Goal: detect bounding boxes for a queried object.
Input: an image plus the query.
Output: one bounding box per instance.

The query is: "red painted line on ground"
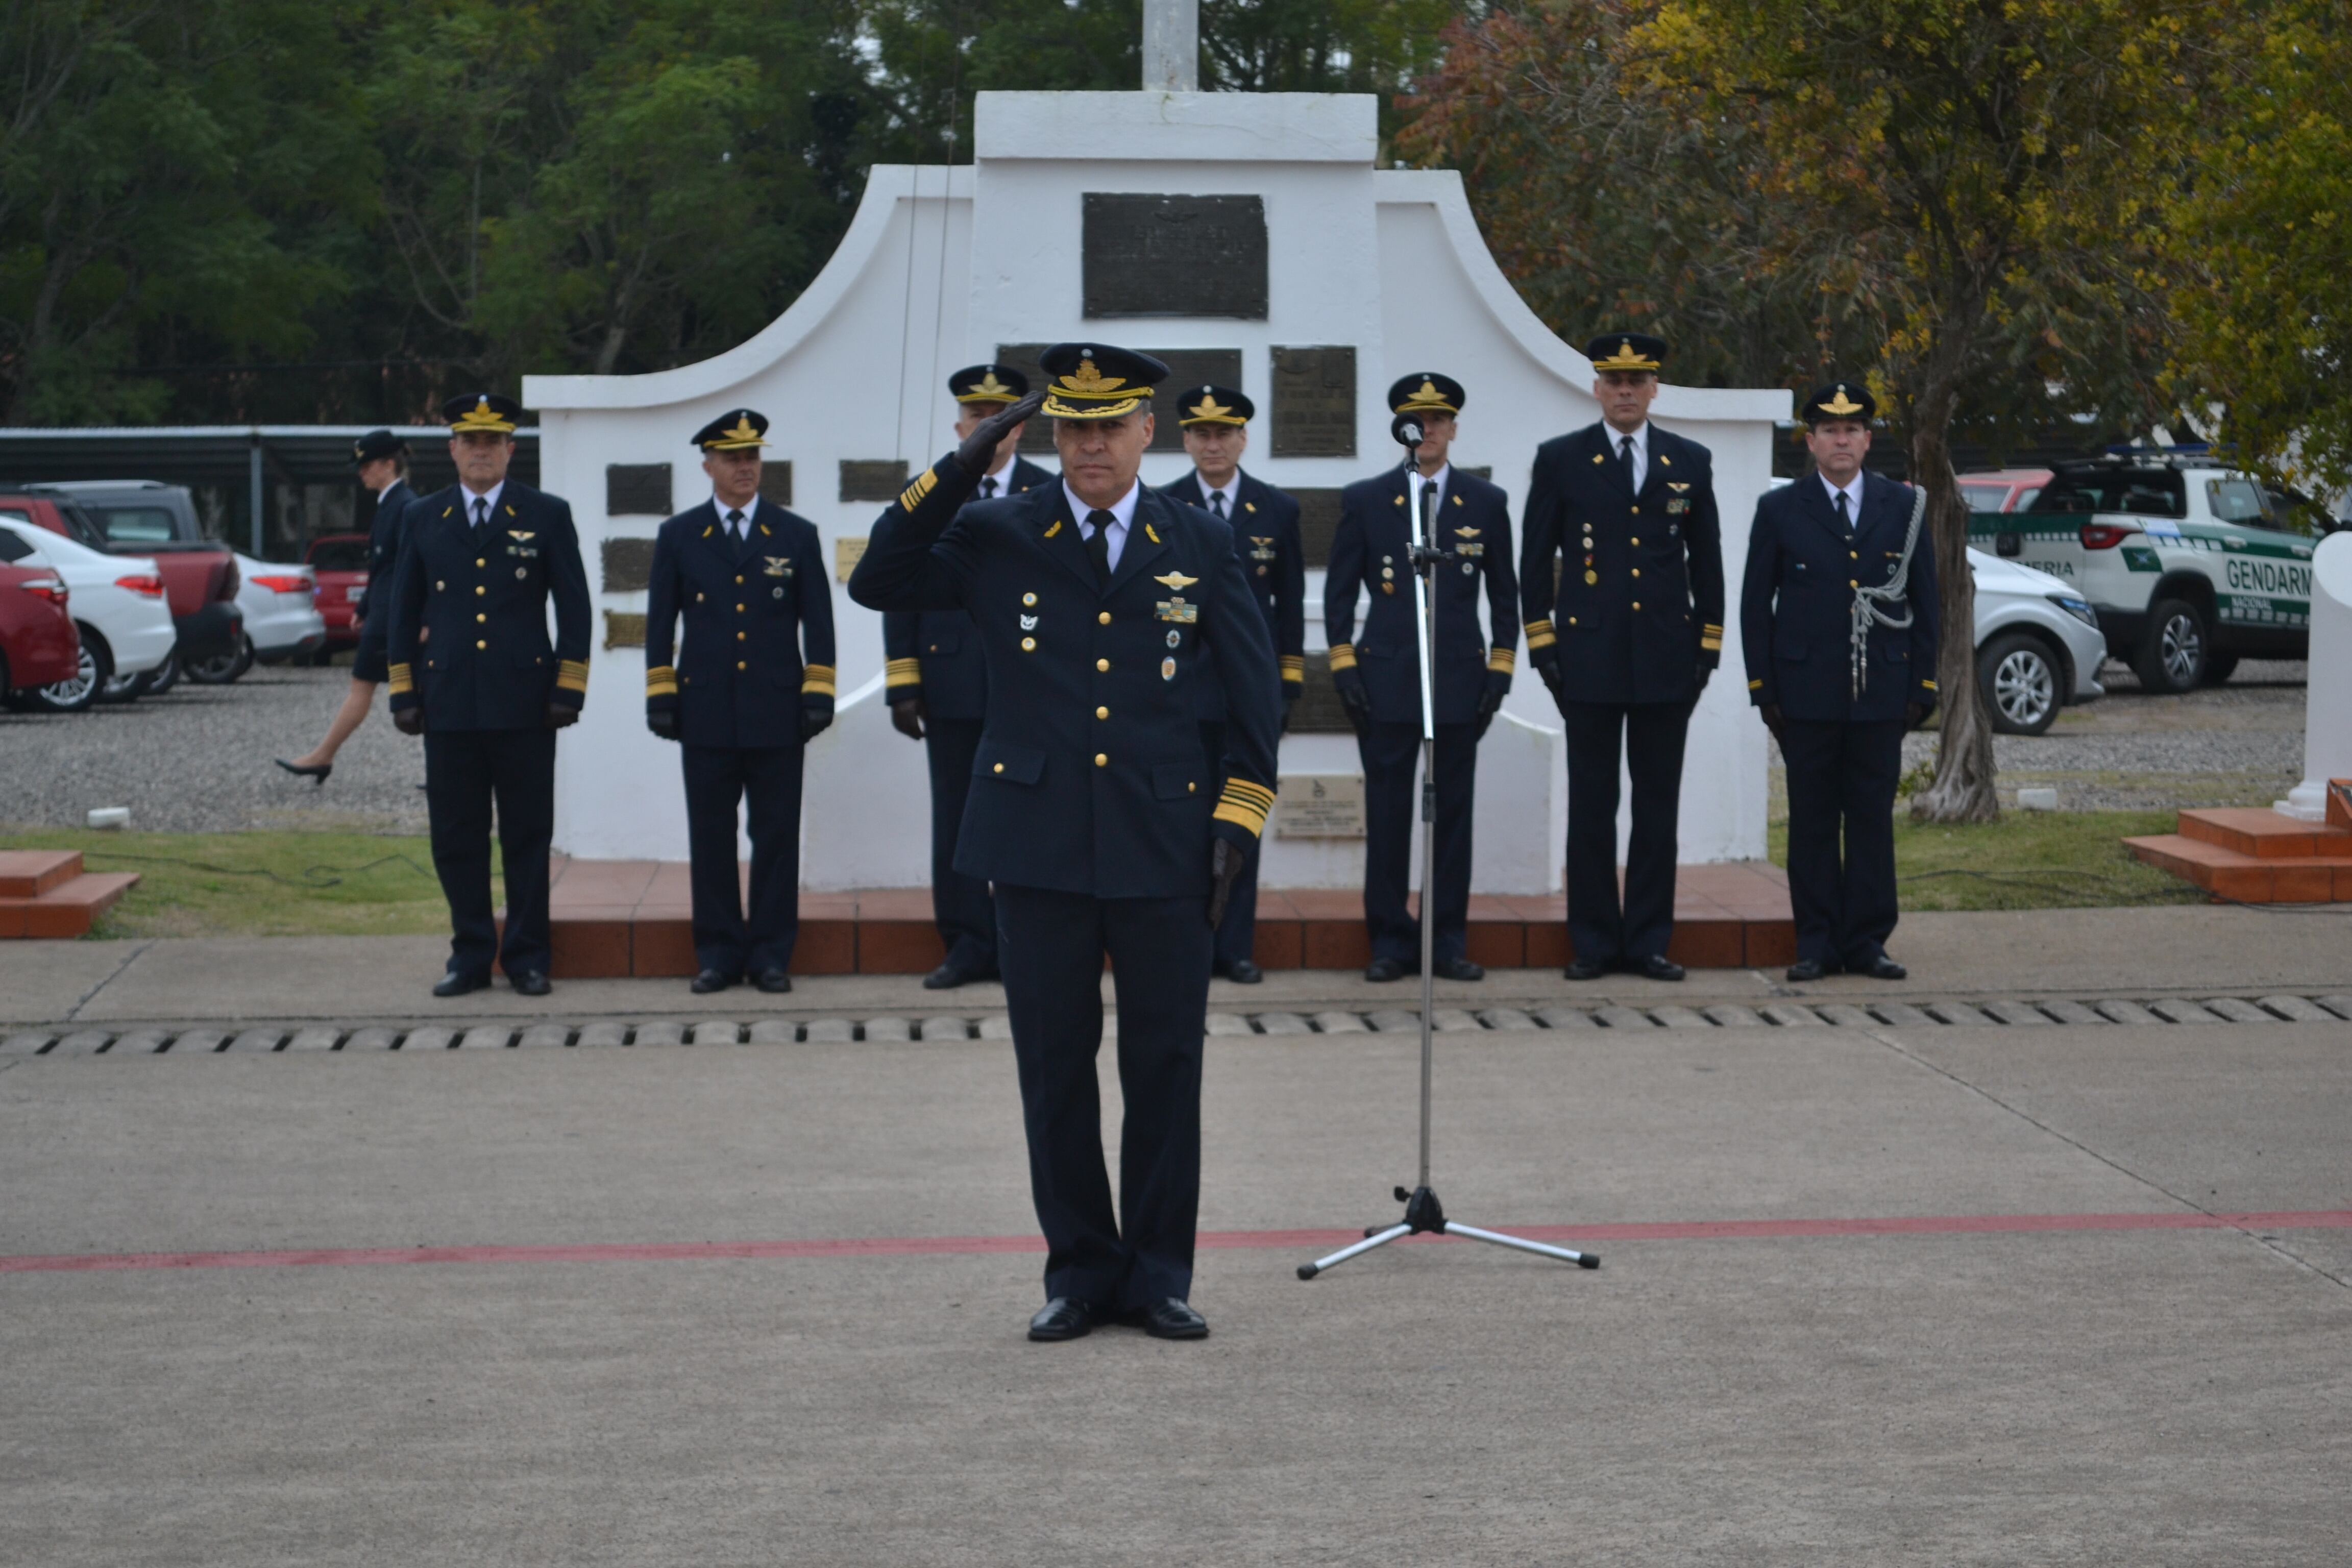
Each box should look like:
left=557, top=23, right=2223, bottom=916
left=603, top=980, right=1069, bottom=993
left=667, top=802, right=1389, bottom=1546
left=3, top=1210, right=2345, bottom=1277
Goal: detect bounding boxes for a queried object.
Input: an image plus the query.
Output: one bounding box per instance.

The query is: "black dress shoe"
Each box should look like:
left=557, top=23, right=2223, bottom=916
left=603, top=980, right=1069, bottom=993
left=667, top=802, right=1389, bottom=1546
left=1364, top=957, right=1412, bottom=983
left=1856, top=954, right=1907, bottom=981
left=1027, top=1297, right=1101, bottom=1342
left=754, top=968, right=793, bottom=994
left=1635, top=954, right=1685, bottom=982
left=1432, top=956, right=1484, bottom=982
left=1785, top=958, right=1832, bottom=983
left=1137, top=1298, right=1209, bottom=1340
left=509, top=971, right=551, bottom=997
left=922, top=961, right=980, bottom=990
left=690, top=968, right=734, bottom=994
left=273, top=758, right=331, bottom=785
left=1564, top=955, right=1610, bottom=981
left=1217, top=959, right=1265, bottom=984
left=432, top=969, right=489, bottom=998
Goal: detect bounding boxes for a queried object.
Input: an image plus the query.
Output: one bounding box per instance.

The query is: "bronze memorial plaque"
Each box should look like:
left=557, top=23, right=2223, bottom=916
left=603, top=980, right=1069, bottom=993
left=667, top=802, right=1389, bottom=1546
left=1081, top=194, right=1267, bottom=320
left=606, top=463, right=672, bottom=517
left=1270, top=346, right=1355, bottom=457
left=758, top=462, right=793, bottom=507
left=839, top=459, right=910, bottom=503
left=600, top=537, right=656, bottom=595
left=997, top=344, right=1243, bottom=456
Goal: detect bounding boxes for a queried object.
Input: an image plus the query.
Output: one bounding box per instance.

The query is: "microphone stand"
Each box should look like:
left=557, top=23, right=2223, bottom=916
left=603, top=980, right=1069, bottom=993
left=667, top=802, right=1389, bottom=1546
left=1298, top=414, right=1600, bottom=1281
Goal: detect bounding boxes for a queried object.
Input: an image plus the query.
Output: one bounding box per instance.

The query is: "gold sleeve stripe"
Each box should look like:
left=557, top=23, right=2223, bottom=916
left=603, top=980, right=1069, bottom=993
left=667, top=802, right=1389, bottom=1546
left=1921, top=679, right=1938, bottom=691
left=555, top=665, right=589, bottom=694
left=1700, top=634, right=1723, bottom=652
left=387, top=663, right=414, bottom=695
left=884, top=656, right=922, bottom=689
left=1278, top=655, right=1305, bottom=678
left=1487, top=647, right=1515, bottom=673
left=646, top=664, right=678, bottom=697
left=1525, top=617, right=1556, bottom=650
left=1702, top=623, right=1724, bottom=634
left=801, top=664, right=838, bottom=697
left=1213, top=778, right=1278, bottom=836
left=1748, top=678, right=1764, bottom=690
left=558, top=659, right=590, bottom=679
left=897, top=467, right=939, bottom=512
left=1326, top=642, right=1358, bottom=672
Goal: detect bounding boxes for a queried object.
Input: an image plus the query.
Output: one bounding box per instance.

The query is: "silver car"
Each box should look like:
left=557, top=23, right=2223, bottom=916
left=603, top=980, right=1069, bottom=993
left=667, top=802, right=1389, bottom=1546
left=1970, top=547, right=2105, bottom=734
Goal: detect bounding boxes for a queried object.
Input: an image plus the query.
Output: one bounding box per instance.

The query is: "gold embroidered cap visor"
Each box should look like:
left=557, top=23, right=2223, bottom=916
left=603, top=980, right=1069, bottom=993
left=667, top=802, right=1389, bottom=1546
left=694, top=408, right=771, bottom=451
left=1586, top=332, right=1668, bottom=374
left=1037, top=343, right=1169, bottom=422
left=443, top=393, right=523, bottom=434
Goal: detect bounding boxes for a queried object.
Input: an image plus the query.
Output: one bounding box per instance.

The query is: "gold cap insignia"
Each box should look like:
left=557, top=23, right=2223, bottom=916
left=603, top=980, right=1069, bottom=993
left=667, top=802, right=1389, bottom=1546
left=1818, top=384, right=1867, bottom=417
left=965, top=371, right=1015, bottom=402
left=1062, top=357, right=1124, bottom=395
left=450, top=397, right=517, bottom=434
left=1591, top=338, right=1662, bottom=373
left=1153, top=571, right=1198, bottom=590
left=1185, top=391, right=1237, bottom=423
left=1397, top=378, right=1454, bottom=411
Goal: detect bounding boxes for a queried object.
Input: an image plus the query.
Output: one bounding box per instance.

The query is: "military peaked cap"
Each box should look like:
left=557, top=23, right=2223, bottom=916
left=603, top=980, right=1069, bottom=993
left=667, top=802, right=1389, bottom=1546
left=1038, top=343, right=1168, bottom=421
left=693, top=408, right=770, bottom=451
left=443, top=393, right=523, bottom=435
left=1387, top=372, right=1464, bottom=416
left=351, top=429, right=408, bottom=466
left=1802, top=380, right=1878, bottom=426
left=1586, top=332, right=1668, bottom=374
left=948, top=364, right=1030, bottom=405
left=1177, top=384, right=1253, bottom=427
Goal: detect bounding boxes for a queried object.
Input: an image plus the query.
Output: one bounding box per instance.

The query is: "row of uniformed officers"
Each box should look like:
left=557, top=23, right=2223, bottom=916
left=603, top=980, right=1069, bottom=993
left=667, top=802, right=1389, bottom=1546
left=370, top=337, right=1937, bottom=1339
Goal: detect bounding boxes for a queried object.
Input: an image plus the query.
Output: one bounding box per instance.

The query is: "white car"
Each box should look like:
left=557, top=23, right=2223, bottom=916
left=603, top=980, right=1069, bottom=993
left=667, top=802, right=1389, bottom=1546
left=0, top=516, right=177, bottom=712
left=1969, top=547, right=2106, bottom=734
left=187, top=554, right=326, bottom=684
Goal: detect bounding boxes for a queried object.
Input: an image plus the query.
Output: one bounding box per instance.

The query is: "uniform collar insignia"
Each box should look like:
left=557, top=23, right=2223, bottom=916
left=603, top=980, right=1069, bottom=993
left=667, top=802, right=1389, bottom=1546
left=1153, top=570, right=1198, bottom=590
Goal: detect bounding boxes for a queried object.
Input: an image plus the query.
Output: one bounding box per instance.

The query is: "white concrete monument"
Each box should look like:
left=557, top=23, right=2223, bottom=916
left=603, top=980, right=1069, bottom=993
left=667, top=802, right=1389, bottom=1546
left=2278, top=529, right=2352, bottom=820
left=523, top=87, right=1787, bottom=894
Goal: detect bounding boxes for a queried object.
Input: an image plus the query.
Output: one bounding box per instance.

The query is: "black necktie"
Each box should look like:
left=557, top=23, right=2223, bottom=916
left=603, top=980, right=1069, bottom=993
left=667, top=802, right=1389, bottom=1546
left=1084, top=509, right=1114, bottom=585
left=470, top=496, right=489, bottom=546
left=1836, top=490, right=1852, bottom=537
left=725, top=507, right=745, bottom=539
left=1619, top=434, right=1635, bottom=485
left=979, top=476, right=996, bottom=499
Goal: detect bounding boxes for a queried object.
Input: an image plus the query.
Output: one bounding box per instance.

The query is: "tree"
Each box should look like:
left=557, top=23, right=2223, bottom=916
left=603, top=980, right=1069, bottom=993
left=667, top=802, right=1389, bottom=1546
left=2169, top=1, right=2352, bottom=497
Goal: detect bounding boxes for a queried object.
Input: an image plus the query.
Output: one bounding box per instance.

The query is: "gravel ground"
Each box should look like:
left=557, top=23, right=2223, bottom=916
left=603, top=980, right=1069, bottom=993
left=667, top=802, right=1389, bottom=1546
left=0, top=659, right=430, bottom=834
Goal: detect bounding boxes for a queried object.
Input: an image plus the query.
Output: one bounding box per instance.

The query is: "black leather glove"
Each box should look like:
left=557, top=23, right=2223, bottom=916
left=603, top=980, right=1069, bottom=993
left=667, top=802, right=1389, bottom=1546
left=1759, top=701, right=1785, bottom=747
left=392, top=706, right=424, bottom=737
left=1694, top=662, right=1713, bottom=695
left=1529, top=645, right=1564, bottom=696
left=1208, top=836, right=1247, bottom=929
left=546, top=703, right=578, bottom=729
left=1332, top=666, right=1371, bottom=734
left=801, top=705, right=833, bottom=744
left=647, top=708, right=680, bottom=742
left=1279, top=696, right=1295, bottom=737
left=1473, top=685, right=1504, bottom=741
left=955, top=390, right=1047, bottom=478
left=1904, top=701, right=1929, bottom=731
left=890, top=695, right=926, bottom=741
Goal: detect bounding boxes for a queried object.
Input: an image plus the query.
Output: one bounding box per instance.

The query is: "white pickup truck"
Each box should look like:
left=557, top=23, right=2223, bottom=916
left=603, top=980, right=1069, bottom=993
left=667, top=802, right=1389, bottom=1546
left=1969, top=457, right=2318, bottom=691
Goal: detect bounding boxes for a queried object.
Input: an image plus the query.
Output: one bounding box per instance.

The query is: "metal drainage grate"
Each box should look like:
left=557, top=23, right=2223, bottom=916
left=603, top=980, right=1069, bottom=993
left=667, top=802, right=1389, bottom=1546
left=2, top=995, right=2348, bottom=1055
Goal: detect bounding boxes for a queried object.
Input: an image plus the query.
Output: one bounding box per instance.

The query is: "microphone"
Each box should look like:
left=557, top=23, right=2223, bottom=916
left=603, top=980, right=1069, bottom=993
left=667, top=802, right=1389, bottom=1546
left=1391, top=413, right=1425, bottom=450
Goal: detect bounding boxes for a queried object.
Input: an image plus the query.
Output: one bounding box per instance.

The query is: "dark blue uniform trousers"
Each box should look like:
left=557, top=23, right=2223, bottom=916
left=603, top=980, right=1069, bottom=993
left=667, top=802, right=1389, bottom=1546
left=1561, top=699, right=1693, bottom=966
left=923, top=717, right=996, bottom=971
left=423, top=727, right=555, bottom=979
left=1197, top=721, right=1260, bottom=970
left=994, top=884, right=1212, bottom=1310
left=681, top=743, right=802, bottom=977
left=1360, top=720, right=1476, bottom=966
left=1778, top=718, right=1906, bottom=967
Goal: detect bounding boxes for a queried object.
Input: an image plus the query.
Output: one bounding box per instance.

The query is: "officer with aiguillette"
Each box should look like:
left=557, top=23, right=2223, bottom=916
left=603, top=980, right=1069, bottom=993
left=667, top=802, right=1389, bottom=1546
left=1739, top=381, right=1939, bottom=982
left=1520, top=333, right=1725, bottom=982
left=643, top=409, right=836, bottom=994
left=387, top=393, right=591, bottom=997
left=1160, top=383, right=1304, bottom=985
left=882, top=365, right=1054, bottom=990
left=1327, top=372, right=1518, bottom=984
left=851, top=343, right=1279, bottom=1343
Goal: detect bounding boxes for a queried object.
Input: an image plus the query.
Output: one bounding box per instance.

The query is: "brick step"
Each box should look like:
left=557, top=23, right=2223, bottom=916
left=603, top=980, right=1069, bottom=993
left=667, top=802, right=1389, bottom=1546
left=0, top=849, right=82, bottom=898
left=0, top=872, right=141, bottom=938
left=2177, top=807, right=2352, bottom=860
left=2124, top=834, right=2352, bottom=904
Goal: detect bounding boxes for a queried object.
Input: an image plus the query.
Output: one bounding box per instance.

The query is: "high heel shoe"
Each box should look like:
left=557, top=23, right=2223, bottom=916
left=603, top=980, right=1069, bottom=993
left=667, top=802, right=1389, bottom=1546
left=274, top=758, right=331, bottom=785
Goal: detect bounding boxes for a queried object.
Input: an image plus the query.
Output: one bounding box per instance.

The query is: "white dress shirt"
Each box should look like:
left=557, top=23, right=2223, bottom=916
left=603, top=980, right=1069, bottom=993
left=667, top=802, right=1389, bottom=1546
left=1194, top=472, right=1239, bottom=518
left=1605, top=421, right=1651, bottom=492
left=1818, top=470, right=1866, bottom=530
left=1064, top=478, right=1141, bottom=572
left=975, top=453, right=1016, bottom=500
left=711, top=492, right=756, bottom=537
left=1410, top=461, right=1451, bottom=523
left=458, top=479, right=505, bottom=527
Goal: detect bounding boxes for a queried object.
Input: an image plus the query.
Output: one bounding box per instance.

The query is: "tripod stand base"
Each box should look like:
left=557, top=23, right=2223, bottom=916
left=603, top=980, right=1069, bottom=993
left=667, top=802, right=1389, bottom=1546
left=1295, top=1185, right=1600, bottom=1279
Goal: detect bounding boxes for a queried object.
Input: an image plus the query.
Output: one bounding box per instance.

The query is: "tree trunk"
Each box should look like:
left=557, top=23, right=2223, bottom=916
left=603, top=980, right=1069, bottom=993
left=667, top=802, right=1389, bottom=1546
left=1907, top=373, right=1999, bottom=824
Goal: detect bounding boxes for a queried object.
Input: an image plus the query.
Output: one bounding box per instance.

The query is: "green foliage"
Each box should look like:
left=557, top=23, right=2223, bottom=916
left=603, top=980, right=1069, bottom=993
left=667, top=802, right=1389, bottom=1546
left=1767, top=809, right=2204, bottom=912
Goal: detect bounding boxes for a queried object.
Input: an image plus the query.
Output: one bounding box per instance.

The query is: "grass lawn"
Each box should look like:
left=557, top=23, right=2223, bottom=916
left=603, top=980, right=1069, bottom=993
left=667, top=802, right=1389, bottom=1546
left=1767, top=808, right=2204, bottom=912
left=0, top=827, right=475, bottom=938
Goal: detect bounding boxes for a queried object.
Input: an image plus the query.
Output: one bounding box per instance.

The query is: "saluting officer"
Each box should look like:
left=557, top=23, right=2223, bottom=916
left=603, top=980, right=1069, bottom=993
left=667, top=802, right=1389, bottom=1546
left=851, top=343, right=1279, bottom=1344
left=1327, top=373, right=1519, bottom=984
left=1740, top=381, right=1939, bottom=982
left=643, top=410, right=836, bottom=995
left=882, top=365, right=1054, bottom=990
left=1520, top=333, right=1725, bottom=983
left=387, top=393, right=591, bottom=997
left=1160, top=383, right=1304, bottom=985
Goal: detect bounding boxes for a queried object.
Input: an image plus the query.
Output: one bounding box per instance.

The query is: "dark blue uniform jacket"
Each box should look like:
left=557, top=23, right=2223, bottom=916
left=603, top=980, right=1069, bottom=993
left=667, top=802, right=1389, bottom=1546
left=1326, top=465, right=1519, bottom=725
left=849, top=455, right=1282, bottom=900
left=1520, top=423, right=1725, bottom=705
left=1739, top=472, right=1941, bottom=724
left=1160, top=466, right=1305, bottom=718
left=356, top=478, right=412, bottom=627
left=386, top=480, right=590, bottom=730
left=882, top=454, right=1054, bottom=721
left=643, top=498, right=837, bottom=749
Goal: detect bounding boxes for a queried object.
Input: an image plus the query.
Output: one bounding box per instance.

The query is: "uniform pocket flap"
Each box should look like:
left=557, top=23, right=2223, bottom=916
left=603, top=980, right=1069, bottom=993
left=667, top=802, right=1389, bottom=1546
left=975, top=740, right=1044, bottom=785
left=1152, top=762, right=1202, bottom=801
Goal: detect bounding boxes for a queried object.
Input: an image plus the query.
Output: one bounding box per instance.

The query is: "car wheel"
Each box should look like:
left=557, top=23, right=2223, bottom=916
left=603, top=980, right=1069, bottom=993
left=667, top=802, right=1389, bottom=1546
left=2201, top=652, right=2239, bottom=686
left=2133, top=597, right=2208, bottom=694
left=143, top=649, right=182, bottom=696
left=186, top=634, right=252, bottom=685
left=32, top=635, right=112, bottom=714
left=1979, top=631, right=2062, bottom=736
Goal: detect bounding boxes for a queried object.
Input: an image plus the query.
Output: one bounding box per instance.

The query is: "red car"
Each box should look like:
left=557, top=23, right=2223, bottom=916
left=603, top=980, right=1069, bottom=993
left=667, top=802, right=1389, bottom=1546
left=1957, top=468, right=2054, bottom=513
left=304, top=532, right=372, bottom=655
left=0, top=533, right=80, bottom=696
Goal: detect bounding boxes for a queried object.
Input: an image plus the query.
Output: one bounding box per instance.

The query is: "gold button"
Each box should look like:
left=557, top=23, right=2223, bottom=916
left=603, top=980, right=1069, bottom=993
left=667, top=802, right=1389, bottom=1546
left=435, top=580, right=444, bottom=591
left=736, top=660, right=746, bottom=671
left=736, top=603, right=745, bottom=613
left=1630, top=505, right=1640, bottom=514
left=475, top=558, right=485, bottom=568
left=1188, top=782, right=1197, bottom=794
left=1850, top=578, right=1859, bottom=587
left=1095, top=706, right=1109, bottom=720
left=1023, top=593, right=1038, bottom=606
left=993, top=763, right=1004, bottom=774
left=1095, top=658, right=1109, bottom=672
left=475, top=612, right=486, bottom=623
left=736, top=575, right=744, bottom=584
left=475, top=639, right=486, bottom=649
left=737, top=631, right=746, bottom=641
left=1098, top=611, right=1111, bottom=625
left=1094, top=753, right=1108, bottom=767
left=1021, top=636, right=1037, bottom=651
left=1631, top=602, right=1641, bottom=611
left=1567, top=617, right=1578, bottom=625
left=1631, top=569, right=1641, bottom=578
left=1850, top=550, right=1859, bottom=559
left=475, top=585, right=485, bottom=596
